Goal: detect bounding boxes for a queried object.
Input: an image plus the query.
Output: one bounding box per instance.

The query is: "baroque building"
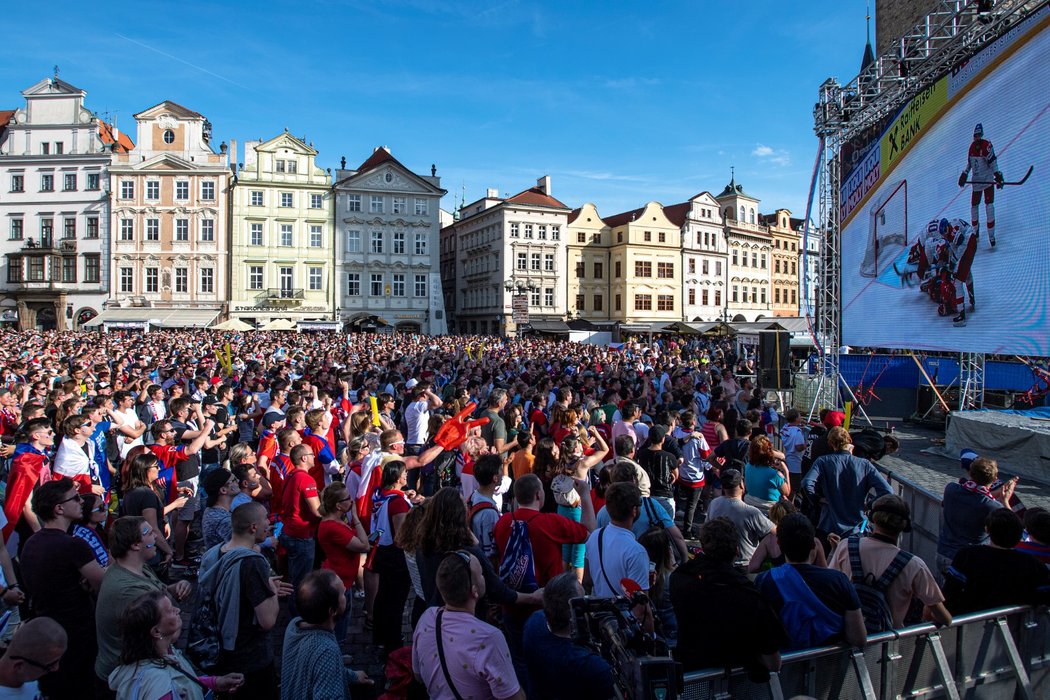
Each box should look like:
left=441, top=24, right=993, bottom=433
left=717, top=176, right=773, bottom=322
left=605, top=201, right=682, bottom=329
left=666, top=192, right=728, bottom=322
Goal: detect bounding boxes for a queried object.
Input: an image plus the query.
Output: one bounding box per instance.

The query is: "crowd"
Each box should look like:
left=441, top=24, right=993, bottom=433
left=0, top=328, right=1045, bottom=699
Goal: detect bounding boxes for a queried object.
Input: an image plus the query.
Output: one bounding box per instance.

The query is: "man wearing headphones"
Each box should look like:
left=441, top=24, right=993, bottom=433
left=829, top=495, right=952, bottom=629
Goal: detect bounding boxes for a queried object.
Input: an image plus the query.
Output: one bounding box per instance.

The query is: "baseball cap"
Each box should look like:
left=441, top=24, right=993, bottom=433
left=405, top=378, right=419, bottom=390
left=262, top=412, right=286, bottom=429
left=720, top=468, right=743, bottom=489
left=960, top=448, right=978, bottom=471
left=203, top=468, right=234, bottom=506
left=869, top=494, right=912, bottom=532
left=203, top=395, right=222, bottom=407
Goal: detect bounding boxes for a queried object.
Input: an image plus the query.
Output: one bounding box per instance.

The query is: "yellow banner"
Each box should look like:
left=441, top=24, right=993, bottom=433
left=879, top=76, right=947, bottom=174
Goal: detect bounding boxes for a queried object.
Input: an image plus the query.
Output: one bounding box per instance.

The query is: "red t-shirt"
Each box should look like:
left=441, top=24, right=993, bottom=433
left=149, top=443, right=188, bottom=469
left=493, top=508, right=589, bottom=586
left=281, top=469, right=320, bottom=538
left=318, top=519, right=362, bottom=589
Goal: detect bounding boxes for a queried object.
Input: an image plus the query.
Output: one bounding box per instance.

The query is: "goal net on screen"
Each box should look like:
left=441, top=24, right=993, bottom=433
left=859, top=179, right=908, bottom=278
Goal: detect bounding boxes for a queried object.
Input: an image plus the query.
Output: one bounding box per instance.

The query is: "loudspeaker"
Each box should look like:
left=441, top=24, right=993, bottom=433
left=759, top=330, right=792, bottom=389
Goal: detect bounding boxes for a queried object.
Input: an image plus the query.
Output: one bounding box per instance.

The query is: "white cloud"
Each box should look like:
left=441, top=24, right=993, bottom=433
left=752, top=144, right=774, bottom=157
left=752, top=143, right=791, bottom=167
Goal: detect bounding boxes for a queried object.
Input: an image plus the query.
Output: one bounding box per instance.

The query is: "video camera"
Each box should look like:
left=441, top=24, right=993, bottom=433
left=571, top=592, right=682, bottom=700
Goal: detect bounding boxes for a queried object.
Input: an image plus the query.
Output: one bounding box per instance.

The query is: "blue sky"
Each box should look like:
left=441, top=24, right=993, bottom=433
left=2, top=0, right=873, bottom=218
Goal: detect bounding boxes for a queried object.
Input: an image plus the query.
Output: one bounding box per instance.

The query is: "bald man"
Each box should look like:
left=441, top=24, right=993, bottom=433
left=0, top=617, right=68, bottom=697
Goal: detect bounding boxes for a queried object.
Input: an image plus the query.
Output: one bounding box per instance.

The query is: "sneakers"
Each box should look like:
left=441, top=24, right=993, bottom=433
left=953, top=310, right=967, bottom=327
left=989, top=231, right=996, bottom=247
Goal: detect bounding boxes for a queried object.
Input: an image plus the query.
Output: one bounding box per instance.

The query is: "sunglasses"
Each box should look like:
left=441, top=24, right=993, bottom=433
left=10, top=655, right=62, bottom=673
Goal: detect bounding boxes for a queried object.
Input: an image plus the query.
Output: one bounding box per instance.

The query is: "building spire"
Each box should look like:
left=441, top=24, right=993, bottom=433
left=859, top=1, right=875, bottom=74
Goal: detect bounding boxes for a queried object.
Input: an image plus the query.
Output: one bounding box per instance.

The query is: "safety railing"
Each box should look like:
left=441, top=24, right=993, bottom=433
left=681, top=605, right=1049, bottom=700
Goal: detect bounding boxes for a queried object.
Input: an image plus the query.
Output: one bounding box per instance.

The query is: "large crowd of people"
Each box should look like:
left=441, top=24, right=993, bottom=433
left=0, top=328, right=1045, bottom=699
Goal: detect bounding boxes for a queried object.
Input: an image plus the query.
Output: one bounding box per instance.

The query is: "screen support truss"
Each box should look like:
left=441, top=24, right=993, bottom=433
left=959, top=352, right=985, bottom=410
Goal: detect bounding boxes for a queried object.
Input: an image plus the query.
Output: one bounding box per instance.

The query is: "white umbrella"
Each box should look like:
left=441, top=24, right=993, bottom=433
left=259, top=318, right=297, bottom=331
left=211, top=318, right=254, bottom=331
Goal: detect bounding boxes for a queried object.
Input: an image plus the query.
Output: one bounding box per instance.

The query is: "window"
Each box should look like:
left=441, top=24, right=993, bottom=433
left=41, top=143, right=49, bottom=155
left=414, top=232, right=427, bottom=255
left=544, top=253, right=554, bottom=272
left=732, top=285, right=738, bottom=303
left=120, top=219, right=134, bottom=241
left=86, top=217, right=98, bottom=239
left=775, top=260, right=781, bottom=273
left=309, top=267, right=323, bottom=291
left=752, top=252, right=758, bottom=267
left=198, top=219, right=214, bottom=242
left=146, top=181, right=160, bottom=200
left=775, top=288, right=781, bottom=304
left=392, top=274, right=405, bottom=297
left=657, top=262, right=674, bottom=278
left=370, top=196, right=384, bottom=214
left=702, top=289, right=709, bottom=306
left=761, top=288, right=767, bottom=304
left=54, top=142, right=63, bottom=154
left=615, top=294, right=622, bottom=311
left=635, top=261, right=652, bottom=277
left=27, top=257, right=44, bottom=281
left=538, top=225, right=547, bottom=240
left=200, top=268, right=214, bottom=293
left=249, top=266, right=264, bottom=290
left=634, top=294, right=652, bottom=311
left=84, top=255, right=100, bottom=283
left=347, top=194, right=361, bottom=212
left=201, top=181, right=215, bottom=200
left=370, top=273, right=383, bottom=296
left=551, top=225, right=560, bottom=241
left=62, top=257, right=76, bottom=283
left=175, top=181, right=189, bottom=200
left=409, top=197, right=426, bottom=216
left=742, top=252, right=748, bottom=267
left=541, top=288, right=552, bottom=307
left=702, top=259, right=709, bottom=275
left=120, top=267, right=134, bottom=293
left=40, top=174, right=54, bottom=192
left=791, top=289, right=797, bottom=304
left=791, top=261, right=797, bottom=275
left=716, top=261, right=722, bottom=276
left=643, top=231, right=651, bottom=242
left=370, top=230, right=383, bottom=254
left=163, top=129, right=175, bottom=144
left=593, top=262, right=603, bottom=279
left=393, top=231, right=405, bottom=254
left=275, top=160, right=285, bottom=173
left=143, top=218, right=158, bottom=241
left=614, top=261, right=621, bottom=278
left=593, top=294, right=603, bottom=311
left=576, top=293, right=586, bottom=311
left=510, top=223, right=519, bottom=238
left=591, top=232, right=600, bottom=243
left=688, top=288, right=696, bottom=305
left=11, top=174, right=24, bottom=192
left=63, top=173, right=77, bottom=191
left=517, top=253, right=528, bottom=271
left=310, top=193, right=323, bottom=209
left=524, top=224, right=533, bottom=239
left=575, top=261, right=585, bottom=277
left=41, top=218, right=53, bottom=242
left=9, top=219, right=23, bottom=240
left=658, top=231, right=666, bottom=243
left=414, top=274, right=427, bottom=297
left=688, top=258, right=696, bottom=274
left=63, top=218, right=75, bottom=239
left=177, top=268, right=189, bottom=293
left=577, top=232, right=586, bottom=243
left=392, top=197, right=406, bottom=214
left=6, top=259, right=20, bottom=283
left=145, top=268, right=159, bottom=293
left=714, top=290, right=721, bottom=306
left=529, top=290, right=540, bottom=307
left=732, top=250, right=738, bottom=265
left=288, top=160, right=298, bottom=173
left=658, top=295, right=674, bottom=311
left=617, top=231, right=624, bottom=243
left=250, top=190, right=264, bottom=206
left=346, top=229, right=361, bottom=252
left=530, top=253, right=541, bottom=271
left=752, top=286, right=759, bottom=303
left=250, top=223, right=263, bottom=246
left=280, top=192, right=293, bottom=208
left=346, top=273, right=360, bottom=296
left=175, top=219, right=188, bottom=241
left=309, top=225, right=322, bottom=248
left=760, top=254, right=767, bottom=269
left=280, top=224, right=293, bottom=247
left=750, top=209, right=755, bottom=224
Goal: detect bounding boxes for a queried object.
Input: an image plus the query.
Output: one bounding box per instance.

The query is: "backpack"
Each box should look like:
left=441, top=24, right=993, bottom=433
left=431, top=450, right=460, bottom=490
left=468, top=499, right=497, bottom=527
left=498, top=516, right=539, bottom=593
left=187, top=551, right=253, bottom=671
left=847, top=535, right=913, bottom=633
left=769, top=564, right=843, bottom=649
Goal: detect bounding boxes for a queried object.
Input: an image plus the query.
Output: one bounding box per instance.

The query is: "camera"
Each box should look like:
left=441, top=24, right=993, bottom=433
left=571, top=593, right=682, bottom=700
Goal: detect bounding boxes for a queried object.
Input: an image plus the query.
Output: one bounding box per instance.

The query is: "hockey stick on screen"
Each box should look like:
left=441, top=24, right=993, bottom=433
left=965, top=164, right=1034, bottom=186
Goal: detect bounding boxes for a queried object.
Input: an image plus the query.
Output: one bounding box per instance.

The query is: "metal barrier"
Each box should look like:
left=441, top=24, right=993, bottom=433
left=681, top=605, right=1050, bottom=700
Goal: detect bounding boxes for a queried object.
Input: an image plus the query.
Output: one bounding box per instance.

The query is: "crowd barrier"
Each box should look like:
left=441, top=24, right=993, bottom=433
left=680, top=605, right=1048, bottom=700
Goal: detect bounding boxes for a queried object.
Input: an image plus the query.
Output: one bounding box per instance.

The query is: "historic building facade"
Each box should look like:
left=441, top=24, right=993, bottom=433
left=228, top=132, right=334, bottom=326
left=0, top=77, right=126, bottom=330
left=104, top=101, right=230, bottom=326
left=718, top=177, right=773, bottom=322
left=565, top=202, right=611, bottom=322
left=667, top=191, right=728, bottom=323
left=606, top=201, right=682, bottom=327
left=333, top=147, right=447, bottom=334
left=762, top=209, right=803, bottom=317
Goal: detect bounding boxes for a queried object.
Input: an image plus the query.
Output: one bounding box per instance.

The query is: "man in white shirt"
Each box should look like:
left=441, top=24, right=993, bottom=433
left=585, top=483, right=650, bottom=598
left=112, top=390, right=146, bottom=460
left=402, top=382, right=442, bottom=492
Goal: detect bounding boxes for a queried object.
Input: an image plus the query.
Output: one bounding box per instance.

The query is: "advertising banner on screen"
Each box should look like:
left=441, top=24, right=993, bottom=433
left=840, top=15, right=1050, bottom=356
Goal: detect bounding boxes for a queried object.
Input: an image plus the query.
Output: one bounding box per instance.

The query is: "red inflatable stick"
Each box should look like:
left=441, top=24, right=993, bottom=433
left=433, top=402, right=490, bottom=451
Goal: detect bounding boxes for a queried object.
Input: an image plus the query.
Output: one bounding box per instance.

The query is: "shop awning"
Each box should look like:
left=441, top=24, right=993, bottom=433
left=83, top=308, right=221, bottom=329
left=523, top=319, right=570, bottom=334
left=298, top=320, right=341, bottom=332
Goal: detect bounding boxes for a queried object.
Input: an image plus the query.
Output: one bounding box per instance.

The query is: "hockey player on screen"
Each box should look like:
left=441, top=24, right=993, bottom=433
left=917, top=218, right=977, bottom=327
left=958, top=123, right=1003, bottom=248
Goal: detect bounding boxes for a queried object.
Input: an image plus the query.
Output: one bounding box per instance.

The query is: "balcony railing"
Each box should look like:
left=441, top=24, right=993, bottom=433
left=256, top=288, right=304, bottom=302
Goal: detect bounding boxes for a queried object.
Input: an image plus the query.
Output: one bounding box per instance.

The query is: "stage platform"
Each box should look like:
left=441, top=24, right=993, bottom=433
left=945, top=408, right=1050, bottom=484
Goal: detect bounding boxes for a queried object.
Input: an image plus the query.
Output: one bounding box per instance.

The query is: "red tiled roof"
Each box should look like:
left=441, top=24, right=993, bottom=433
left=662, top=202, right=690, bottom=227
left=98, top=121, right=135, bottom=153
left=356, top=146, right=399, bottom=172
left=0, top=110, right=16, bottom=142
left=505, top=187, right=568, bottom=210
left=602, top=205, right=646, bottom=229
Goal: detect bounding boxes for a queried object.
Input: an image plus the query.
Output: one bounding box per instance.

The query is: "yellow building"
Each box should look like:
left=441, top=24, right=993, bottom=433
left=229, top=132, right=334, bottom=326
left=566, top=203, right=610, bottom=321
left=761, top=209, right=802, bottom=317
left=606, top=202, right=682, bottom=327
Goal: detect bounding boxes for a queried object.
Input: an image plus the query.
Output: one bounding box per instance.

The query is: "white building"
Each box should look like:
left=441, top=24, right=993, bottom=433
left=717, top=176, right=773, bottom=322
left=442, top=177, right=570, bottom=336
left=667, top=191, right=728, bottom=322
left=800, top=217, right=820, bottom=317
left=0, top=77, right=125, bottom=330
left=333, top=147, right=447, bottom=334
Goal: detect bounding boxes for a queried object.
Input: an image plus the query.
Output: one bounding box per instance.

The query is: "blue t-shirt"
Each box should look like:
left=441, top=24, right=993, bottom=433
left=90, top=422, right=112, bottom=490
left=522, top=609, right=614, bottom=700
left=745, top=463, right=785, bottom=503
left=596, top=496, right=673, bottom=538
left=937, top=481, right=1003, bottom=559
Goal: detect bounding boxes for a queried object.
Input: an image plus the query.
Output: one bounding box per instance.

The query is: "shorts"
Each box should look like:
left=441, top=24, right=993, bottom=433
left=557, top=504, right=585, bottom=569
left=176, top=476, right=200, bottom=522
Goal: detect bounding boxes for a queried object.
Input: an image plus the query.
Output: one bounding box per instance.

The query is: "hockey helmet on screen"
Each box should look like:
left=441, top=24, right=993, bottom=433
left=926, top=219, right=942, bottom=236
left=973, top=123, right=984, bottom=138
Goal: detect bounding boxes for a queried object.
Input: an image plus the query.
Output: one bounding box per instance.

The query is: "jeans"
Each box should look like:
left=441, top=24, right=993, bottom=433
left=279, top=534, right=316, bottom=613
left=653, top=495, right=675, bottom=520
left=404, top=444, right=423, bottom=491
left=333, top=589, right=353, bottom=644
left=676, top=483, right=705, bottom=536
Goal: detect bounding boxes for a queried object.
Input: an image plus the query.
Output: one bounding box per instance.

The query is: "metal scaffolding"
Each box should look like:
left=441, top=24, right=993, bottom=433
left=811, top=0, right=1041, bottom=411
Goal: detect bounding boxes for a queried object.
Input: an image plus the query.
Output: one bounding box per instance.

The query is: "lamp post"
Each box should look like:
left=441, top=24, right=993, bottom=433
left=504, top=276, right=538, bottom=337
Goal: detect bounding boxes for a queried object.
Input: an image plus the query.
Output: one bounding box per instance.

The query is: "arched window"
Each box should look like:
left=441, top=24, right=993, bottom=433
left=749, top=208, right=755, bottom=224
left=739, top=205, right=745, bottom=221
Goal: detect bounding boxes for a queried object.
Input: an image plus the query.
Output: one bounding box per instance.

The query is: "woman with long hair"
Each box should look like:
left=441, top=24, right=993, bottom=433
left=233, top=392, right=262, bottom=448
left=638, top=527, right=677, bottom=644
left=376, top=392, right=397, bottom=432
left=395, top=501, right=430, bottom=627
left=551, top=427, right=608, bottom=581
left=108, top=590, right=244, bottom=699
left=743, top=435, right=790, bottom=516
left=122, top=452, right=187, bottom=563
left=317, top=482, right=369, bottom=644
left=531, top=437, right=559, bottom=513
left=72, top=492, right=110, bottom=568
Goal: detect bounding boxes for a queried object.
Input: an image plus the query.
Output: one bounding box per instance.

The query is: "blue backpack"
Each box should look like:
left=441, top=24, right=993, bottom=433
left=769, top=564, right=843, bottom=649
left=499, top=517, right=539, bottom=593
